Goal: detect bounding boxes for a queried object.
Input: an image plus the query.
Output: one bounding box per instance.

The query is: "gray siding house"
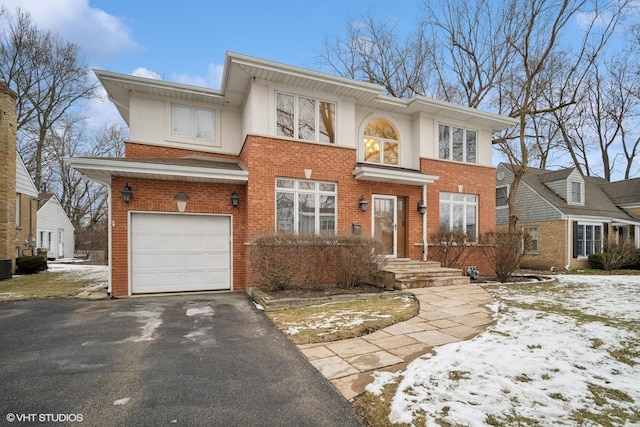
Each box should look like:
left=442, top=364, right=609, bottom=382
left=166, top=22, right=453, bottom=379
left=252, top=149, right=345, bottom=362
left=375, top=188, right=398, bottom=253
left=496, top=163, right=640, bottom=270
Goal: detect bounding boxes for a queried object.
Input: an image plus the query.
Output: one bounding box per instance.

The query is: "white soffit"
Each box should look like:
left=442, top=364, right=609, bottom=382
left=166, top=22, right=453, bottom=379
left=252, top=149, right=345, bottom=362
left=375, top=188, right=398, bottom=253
left=65, top=158, right=249, bottom=185
left=353, top=164, right=439, bottom=186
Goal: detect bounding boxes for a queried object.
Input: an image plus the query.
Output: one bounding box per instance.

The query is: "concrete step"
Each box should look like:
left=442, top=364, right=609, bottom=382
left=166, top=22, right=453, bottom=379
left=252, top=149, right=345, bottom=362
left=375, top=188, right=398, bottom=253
left=394, top=275, right=470, bottom=290
left=374, top=258, right=471, bottom=290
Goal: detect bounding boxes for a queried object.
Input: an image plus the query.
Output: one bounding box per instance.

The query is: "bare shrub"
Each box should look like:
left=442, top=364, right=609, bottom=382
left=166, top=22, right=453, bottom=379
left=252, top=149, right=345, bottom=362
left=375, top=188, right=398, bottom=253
left=479, top=230, right=533, bottom=283
left=248, top=234, right=305, bottom=290
left=589, top=238, right=640, bottom=272
left=428, top=229, right=476, bottom=268
left=248, top=233, right=384, bottom=290
left=335, top=235, right=385, bottom=289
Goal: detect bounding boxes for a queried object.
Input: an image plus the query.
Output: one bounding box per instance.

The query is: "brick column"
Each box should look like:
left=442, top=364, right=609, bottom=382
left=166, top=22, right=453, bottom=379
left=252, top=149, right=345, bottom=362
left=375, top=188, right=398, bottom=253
left=0, top=80, right=18, bottom=271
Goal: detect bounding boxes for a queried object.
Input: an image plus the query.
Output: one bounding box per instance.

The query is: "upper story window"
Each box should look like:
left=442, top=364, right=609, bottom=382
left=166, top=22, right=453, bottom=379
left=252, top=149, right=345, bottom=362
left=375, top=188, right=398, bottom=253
left=276, top=93, right=336, bottom=143
left=438, top=124, right=477, bottom=164
left=496, top=186, right=508, bottom=207
left=570, top=181, right=582, bottom=204
left=363, top=119, right=399, bottom=166
left=172, top=104, right=215, bottom=141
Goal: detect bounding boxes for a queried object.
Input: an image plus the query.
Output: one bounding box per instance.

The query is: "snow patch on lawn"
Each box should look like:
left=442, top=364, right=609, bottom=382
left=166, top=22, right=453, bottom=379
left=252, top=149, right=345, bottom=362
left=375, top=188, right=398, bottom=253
left=367, top=275, right=640, bottom=426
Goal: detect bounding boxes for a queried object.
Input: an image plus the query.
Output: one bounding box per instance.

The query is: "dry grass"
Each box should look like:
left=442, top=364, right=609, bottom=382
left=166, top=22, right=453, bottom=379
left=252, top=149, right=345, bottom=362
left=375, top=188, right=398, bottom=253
left=265, top=295, right=419, bottom=345
left=0, top=271, right=97, bottom=301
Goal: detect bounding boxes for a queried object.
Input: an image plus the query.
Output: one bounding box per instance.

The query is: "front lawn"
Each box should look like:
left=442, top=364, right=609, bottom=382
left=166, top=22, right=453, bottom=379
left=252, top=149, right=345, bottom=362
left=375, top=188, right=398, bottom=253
left=0, top=264, right=107, bottom=301
left=265, top=294, right=419, bottom=344
left=356, top=275, right=640, bottom=426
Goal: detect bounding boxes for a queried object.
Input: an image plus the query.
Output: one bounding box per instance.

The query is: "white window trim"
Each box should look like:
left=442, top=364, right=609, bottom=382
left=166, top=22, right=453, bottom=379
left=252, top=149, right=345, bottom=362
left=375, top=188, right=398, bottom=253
left=16, top=194, right=21, bottom=227
left=275, top=178, right=338, bottom=235
left=575, top=222, right=602, bottom=259
left=362, top=118, right=401, bottom=166
left=438, top=124, right=478, bottom=164
left=275, top=92, right=337, bottom=143
left=496, top=185, right=509, bottom=208
left=569, top=180, right=583, bottom=205
left=166, top=103, right=220, bottom=147
left=439, top=192, right=479, bottom=238
left=522, top=226, right=539, bottom=254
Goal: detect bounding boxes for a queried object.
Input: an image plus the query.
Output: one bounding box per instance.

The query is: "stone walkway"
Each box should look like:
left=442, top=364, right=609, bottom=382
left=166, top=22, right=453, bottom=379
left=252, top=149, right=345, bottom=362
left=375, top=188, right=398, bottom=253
left=296, top=284, right=495, bottom=400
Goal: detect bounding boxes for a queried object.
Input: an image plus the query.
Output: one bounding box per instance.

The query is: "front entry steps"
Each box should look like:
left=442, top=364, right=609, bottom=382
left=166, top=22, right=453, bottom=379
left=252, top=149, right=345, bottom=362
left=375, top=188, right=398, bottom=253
left=375, top=258, right=470, bottom=290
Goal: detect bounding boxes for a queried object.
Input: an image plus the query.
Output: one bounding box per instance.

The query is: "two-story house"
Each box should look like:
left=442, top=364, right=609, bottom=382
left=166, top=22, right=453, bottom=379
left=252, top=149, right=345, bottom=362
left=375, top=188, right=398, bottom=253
left=68, top=52, right=516, bottom=297
left=496, top=163, right=640, bottom=270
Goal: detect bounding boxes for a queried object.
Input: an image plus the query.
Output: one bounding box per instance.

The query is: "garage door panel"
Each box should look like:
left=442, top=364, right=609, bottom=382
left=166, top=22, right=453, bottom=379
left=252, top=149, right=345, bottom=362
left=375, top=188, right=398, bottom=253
left=131, top=213, right=232, bottom=294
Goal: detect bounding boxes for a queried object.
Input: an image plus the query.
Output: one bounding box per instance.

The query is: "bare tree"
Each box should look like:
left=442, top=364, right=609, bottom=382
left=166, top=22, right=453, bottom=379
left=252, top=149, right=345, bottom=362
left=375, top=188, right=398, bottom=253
left=317, top=13, right=433, bottom=99
left=0, top=6, right=98, bottom=191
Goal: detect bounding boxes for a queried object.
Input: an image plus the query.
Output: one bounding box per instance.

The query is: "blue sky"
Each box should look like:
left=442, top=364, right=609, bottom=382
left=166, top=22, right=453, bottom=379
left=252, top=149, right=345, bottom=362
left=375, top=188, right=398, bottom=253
left=2, top=0, right=423, bottom=126
left=3, top=0, right=423, bottom=88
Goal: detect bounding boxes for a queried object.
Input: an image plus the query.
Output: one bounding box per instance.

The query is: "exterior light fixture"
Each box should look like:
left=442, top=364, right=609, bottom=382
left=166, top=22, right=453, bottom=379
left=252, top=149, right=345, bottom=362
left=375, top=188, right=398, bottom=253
left=121, top=183, right=132, bottom=203
left=359, top=195, right=368, bottom=212
left=417, top=200, right=426, bottom=215
left=231, top=190, right=240, bottom=208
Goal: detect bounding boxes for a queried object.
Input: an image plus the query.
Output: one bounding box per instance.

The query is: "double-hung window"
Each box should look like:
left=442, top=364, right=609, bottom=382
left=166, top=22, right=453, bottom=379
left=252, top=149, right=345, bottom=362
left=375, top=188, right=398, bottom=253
left=575, top=223, right=602, bottom=257
left=276, top=178, right=337, bottom=235
left=15, top=194, right=21, bottom=227
left=523, top=226, right=539, bottom=254
left=276, top=93, right=336, bottom=143
left=439, top=192, right=478, bottom=237
left=172, top=104, right=215, bottom=141
left=438, top=124, right=477, bottom=163
left=570, top=181, right=582, bottom=204
left=496, top=186, right=508, bottom=207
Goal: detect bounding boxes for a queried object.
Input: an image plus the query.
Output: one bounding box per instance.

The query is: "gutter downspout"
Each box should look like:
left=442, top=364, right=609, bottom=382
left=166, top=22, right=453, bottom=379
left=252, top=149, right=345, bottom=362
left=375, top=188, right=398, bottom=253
left=107, top=185, right=113, bottom=297
left=422, top=184, right=427, bottom=261
left=565, top=216, right=571, bottom=271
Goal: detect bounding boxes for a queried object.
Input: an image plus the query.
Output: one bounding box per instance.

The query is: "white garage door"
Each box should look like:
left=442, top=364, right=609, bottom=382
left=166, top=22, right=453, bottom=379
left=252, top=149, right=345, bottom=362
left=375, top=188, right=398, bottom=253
left=130, top=213, right=232, bottom=294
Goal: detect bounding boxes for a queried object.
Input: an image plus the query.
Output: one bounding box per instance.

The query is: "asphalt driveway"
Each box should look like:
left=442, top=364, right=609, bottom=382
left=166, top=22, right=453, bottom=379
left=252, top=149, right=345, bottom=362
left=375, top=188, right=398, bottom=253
left=0, top=294, right=363, bottom=426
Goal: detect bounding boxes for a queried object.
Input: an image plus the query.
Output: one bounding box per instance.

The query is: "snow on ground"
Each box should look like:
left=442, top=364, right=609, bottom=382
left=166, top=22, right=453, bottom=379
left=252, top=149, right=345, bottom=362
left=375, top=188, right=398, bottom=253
left=46, top=262, right=108, bottom=290
left=367, top=275, right=640, bottom=426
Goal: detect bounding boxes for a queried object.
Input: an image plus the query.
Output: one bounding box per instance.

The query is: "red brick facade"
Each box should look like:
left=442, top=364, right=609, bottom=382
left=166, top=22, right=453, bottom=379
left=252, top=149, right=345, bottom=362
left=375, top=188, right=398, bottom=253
left=107, top=137, right=497, bottom=295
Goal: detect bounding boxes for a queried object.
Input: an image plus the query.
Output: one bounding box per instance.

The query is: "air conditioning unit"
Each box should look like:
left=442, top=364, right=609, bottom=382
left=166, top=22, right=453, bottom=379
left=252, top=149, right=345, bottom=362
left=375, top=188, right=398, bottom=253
left=0, top=259, right=12, bottom=280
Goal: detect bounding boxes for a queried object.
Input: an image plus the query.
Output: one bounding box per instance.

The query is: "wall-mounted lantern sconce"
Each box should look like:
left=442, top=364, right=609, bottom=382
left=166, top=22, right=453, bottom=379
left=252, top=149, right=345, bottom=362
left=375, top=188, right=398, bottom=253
left=417, top=200, right=426, bottom=215
left=121, top=183, right=132, bottom=203
left=231, top=190, right=240, bottom=208
left=359, top=195, right=368, bottom=212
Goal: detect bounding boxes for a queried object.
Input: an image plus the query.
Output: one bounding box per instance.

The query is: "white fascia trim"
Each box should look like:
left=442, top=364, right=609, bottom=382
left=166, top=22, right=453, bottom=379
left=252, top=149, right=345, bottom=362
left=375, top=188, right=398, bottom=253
left=225, top=52, right=383, bottom=95
left=353, top=164, right=439, bottom=186
left=66, top=158, right=249, bottom=182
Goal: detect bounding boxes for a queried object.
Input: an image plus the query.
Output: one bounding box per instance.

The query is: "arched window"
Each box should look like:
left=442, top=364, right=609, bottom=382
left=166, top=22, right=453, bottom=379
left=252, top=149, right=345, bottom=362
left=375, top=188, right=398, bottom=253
left=363, top=119, right=399, bottom=165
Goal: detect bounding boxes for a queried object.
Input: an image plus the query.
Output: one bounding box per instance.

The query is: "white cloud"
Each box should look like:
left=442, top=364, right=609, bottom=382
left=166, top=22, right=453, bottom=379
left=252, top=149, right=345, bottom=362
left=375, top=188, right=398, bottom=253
left=131, top=67, right=162, bottom=80
left=1, top=0, right=140, bottom=64
left=170, top=63, right=224, bottom=89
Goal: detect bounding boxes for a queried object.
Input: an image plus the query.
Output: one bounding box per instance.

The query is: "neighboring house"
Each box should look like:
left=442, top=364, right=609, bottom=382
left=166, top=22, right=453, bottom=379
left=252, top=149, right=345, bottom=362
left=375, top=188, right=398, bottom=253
left=37, top=193, right=75, bottom=260
left=15, top=154, right=38, bottom=257
left=496, top=163, right=640, bottom=270
left=68, top=52, right=517, bottom=297
left=1, top=79, right=38, bottom=278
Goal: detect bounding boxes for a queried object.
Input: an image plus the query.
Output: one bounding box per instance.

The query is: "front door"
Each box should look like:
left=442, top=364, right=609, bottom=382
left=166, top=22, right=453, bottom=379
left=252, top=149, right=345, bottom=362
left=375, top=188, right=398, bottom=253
left=373, top=195, right=397, bottom=257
